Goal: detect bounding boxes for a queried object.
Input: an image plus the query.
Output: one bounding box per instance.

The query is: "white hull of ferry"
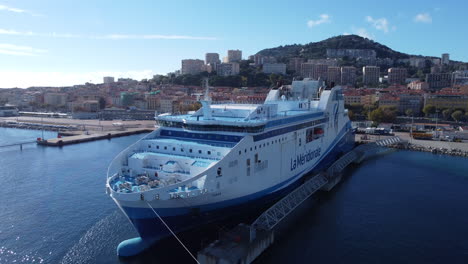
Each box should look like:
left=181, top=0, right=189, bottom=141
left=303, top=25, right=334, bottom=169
left=107, top=81, right=354, bottom=256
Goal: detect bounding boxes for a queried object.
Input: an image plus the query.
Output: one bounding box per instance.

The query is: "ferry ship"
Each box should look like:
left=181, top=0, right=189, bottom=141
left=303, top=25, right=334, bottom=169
left=106, top=79, right=355, bottom=256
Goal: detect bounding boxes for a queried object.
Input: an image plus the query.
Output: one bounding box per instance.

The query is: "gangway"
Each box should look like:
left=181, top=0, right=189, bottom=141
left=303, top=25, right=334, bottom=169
left=251, top=173, right=328, bottom=231
left=198, top=136, right=405, bottom=264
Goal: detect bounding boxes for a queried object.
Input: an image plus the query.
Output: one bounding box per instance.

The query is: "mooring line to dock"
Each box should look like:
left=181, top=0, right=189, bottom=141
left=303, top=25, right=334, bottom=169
left=145, top=201, right=200, bottom=264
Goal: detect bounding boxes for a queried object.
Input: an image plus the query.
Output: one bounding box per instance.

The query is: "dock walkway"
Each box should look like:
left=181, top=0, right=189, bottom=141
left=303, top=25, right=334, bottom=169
left=38, top=128, right=153, bottom=146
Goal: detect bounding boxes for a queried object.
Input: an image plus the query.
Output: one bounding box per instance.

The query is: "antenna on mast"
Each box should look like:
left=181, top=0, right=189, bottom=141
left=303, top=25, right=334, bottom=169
left=200, top=77, right=213, bottom=120
left=203, top=77, right=211, bottom=101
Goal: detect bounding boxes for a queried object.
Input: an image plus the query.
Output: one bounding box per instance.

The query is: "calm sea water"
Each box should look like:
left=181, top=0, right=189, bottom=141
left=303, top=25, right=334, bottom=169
left=0, top=127, right=467, bottom=264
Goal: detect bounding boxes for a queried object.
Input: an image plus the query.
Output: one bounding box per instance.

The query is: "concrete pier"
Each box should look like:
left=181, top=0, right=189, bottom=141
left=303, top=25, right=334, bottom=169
left=197, top=224, right=274, bottom=264
left=37, top=128, right=153, bottom=146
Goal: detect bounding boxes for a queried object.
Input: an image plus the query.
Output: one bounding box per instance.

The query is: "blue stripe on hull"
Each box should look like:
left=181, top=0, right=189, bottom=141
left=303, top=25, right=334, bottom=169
left=121, top=128, right=355, bottom=241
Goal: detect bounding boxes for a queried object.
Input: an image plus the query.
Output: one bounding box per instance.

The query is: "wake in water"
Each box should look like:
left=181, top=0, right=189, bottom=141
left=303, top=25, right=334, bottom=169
left=0, top=246, right=45, bottom=264
left=60, top=211, right=135, bottom=264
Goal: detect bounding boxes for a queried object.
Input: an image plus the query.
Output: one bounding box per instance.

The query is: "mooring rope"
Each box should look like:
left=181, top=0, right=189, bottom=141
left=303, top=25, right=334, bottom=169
left=145, top=201, right=200, bottom=264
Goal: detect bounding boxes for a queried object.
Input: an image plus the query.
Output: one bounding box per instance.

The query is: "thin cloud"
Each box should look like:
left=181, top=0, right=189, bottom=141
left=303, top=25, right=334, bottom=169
left=355, top=28, right=373, bottom=39
left=414, top=13, right=432, bottom=23
left=100, top=34, right=217, bottom=40
left=346, top=27, right=374, bottom=40
left=307, top=14, right=331, bottom=28
left=0, top=29, right=217, bottom=40
left=365, top=16, right=390, bottom=33
left=0, top=43, right=47, bottom=56
left=0, top=4, right=42, bottom=16
left=0, top=70, right=158, bottom=88
left=0, top=4, right=27, bottom=13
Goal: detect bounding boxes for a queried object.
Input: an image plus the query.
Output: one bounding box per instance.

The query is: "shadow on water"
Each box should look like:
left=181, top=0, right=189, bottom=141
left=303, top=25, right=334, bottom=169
left=117, top=211, right=267, bottom=264
left=117, top=169, right=358, bottom=264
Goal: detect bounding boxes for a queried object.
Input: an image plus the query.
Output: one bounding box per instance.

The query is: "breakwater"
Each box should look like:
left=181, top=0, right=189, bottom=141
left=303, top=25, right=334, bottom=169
left=391, top=143, right=468, bottom=158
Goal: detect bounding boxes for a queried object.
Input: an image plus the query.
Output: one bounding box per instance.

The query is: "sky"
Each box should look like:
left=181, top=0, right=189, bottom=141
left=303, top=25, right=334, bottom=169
left=0, top=0, right=465, bottom=88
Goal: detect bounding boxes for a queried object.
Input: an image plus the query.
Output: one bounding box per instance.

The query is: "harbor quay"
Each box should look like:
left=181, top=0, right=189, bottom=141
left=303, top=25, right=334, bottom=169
left=357, top=132, right=468, bottom=157
left=0, top=116, right=157, bottom=147
left=0, top=116, right=156, bottom=131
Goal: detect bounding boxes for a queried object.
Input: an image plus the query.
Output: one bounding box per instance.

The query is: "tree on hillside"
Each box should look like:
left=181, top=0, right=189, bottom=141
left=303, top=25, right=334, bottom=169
left=464, top=113, right=468, bottom=122
left=347, top=110, right=355, bottom=121
left=405, top=109, right=414, bottom=117
left=369, top=108, right=384, bottom=123
left=423, top=105, right=436, bottom=117
left=369, top=106, right=397, bottom=124
left=451, top=110, right=464, bottom=122
left=442, top=108, right=453, bottom=120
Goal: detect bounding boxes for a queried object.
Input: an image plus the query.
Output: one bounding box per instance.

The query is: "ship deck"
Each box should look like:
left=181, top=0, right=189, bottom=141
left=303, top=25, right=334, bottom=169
left=159, top=109, right=318, bottom=124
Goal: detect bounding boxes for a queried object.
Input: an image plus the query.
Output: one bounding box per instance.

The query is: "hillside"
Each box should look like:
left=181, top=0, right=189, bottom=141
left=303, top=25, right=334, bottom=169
left=256, top=35, right=410, bottom=61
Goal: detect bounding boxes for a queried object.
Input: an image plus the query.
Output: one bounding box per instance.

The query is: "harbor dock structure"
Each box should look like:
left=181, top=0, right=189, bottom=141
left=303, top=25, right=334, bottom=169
left=37, top=128, right=153, bottom=147
left=197, top=137, right=404, bottom=264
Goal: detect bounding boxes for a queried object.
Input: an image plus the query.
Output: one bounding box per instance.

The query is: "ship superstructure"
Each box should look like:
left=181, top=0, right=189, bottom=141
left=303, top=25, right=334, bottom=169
left=107, top=78, right=354, bottom=256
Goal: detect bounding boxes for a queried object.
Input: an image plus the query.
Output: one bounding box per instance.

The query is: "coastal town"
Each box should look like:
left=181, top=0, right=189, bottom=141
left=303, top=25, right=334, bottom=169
left=1, top=35, right=468, bottom=143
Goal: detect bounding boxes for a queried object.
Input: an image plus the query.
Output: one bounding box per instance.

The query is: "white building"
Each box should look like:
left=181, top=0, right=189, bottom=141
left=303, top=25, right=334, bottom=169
left=181, top=59, right=205, bottom=75
left=227, top=50, right=242, bottom=62
left=159, top=98, right=175, bottom=113
left=363, top=66, right=380, bottom=86
left=409, top=57, right=425, bottom=68
left=217, top=63, right=240, bottom=76
left=103, top=76, right=115, bottom=84
left=44, top=93, right=67, bottom=106
left=453, top=70, right=468, bottom=85
left=205, top=53, right=220, bottom=65
left=262, top=63, right=286, bottom=74
left=442, top=53, right=450, bottom=65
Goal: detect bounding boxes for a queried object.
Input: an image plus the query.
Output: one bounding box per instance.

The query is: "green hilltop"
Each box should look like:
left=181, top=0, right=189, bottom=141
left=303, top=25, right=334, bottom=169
left=256, top=34, right=410, bottom=61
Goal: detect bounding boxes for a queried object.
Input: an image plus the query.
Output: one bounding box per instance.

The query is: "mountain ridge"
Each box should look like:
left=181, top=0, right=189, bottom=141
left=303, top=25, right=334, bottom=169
left=256, top=35, right=434, bottom=62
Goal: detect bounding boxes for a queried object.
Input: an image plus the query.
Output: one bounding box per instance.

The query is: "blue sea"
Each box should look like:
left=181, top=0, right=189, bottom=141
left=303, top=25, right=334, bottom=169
left=0, top=127, right=467, bottom=264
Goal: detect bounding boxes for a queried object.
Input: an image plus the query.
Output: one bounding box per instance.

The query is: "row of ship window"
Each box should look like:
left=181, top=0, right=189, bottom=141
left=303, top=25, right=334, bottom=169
left=148, top=144, right=212, bottom=155
left=238, top=136, right=288, bottom=155
left=157, top=120, right=265, bottom=133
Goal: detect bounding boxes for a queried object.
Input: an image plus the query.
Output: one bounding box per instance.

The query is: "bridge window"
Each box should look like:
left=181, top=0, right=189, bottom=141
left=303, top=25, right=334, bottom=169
left=239, top=150, right=241, bottom=155
left=217, top=167, right=222, bottom=177
left=207, top=151, right=211, bottom=155
left=189, top=149, right=192, bottom=153
left=148, top=145, right=151, bottom=148
left=164, top=146, right=167, bottom=150
left=199, top=150, right=202, bottom=154
left=181, top=148, right=184, bottom=152
left=156, top=146, right=159, bottom=149
left=173, top=147, right=176, bottom=151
